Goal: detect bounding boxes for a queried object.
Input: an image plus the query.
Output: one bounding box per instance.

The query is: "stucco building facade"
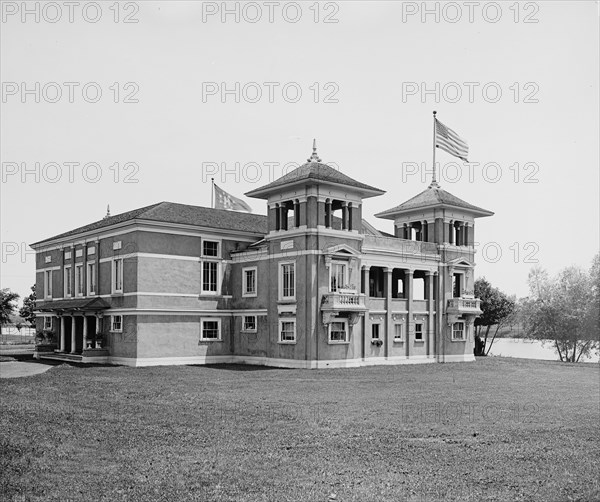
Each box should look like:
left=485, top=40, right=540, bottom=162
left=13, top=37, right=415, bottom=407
left=32, top=146, right=493, bottom=368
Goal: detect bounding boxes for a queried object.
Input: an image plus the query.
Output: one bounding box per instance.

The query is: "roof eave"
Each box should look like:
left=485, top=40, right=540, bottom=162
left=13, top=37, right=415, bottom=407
left=246, top=178, right=385, bottom=200
left=375, top=203, right=494, bottom=220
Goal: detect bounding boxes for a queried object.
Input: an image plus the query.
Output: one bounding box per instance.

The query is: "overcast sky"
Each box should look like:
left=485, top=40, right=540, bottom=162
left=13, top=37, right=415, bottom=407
left=1, top=1, right=598, bottom=302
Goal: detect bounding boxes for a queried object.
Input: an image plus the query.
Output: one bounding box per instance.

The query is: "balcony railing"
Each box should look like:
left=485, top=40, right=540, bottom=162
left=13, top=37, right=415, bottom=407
left=447, top=298, right=482, bottom=314
left=321, top=292, right=367, bottom=311
left=362, top=235, right=439, bottom=256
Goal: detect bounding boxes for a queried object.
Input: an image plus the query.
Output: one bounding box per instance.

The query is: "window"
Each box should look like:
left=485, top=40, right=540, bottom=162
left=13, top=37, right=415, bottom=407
left=415, top=323, right=423, bottom=341
left=64, top=266, right=72, bottom=297
left=371, top=324, right=380, bottom=339
left=201, top=319, right=221, bottom=341
left=329, top=320, right=348, bottom=343
left=452, top=322, right=465, bottom=340
left=113, top=258, right=123, bottom=293
left=242, top=315, right=257, bottom=332
left=330, top=262, right=347, bottom=292
left=44, top=317, right=52, bottom=330
left=75, top=264, right=84, bottom=296
left=87, top=263, right=96, bottom=295
left=280, top=262, right=295, bottom=300
left=394, top=324, right=403, bottom=342
left=111, top=315, right=123, bottom=332
left=452, top=273, right=462, bottom=298
left=202, top=261, right=218, bottom=293
left=44, top=270, right=53, bottom=298
left=203, top=241, right=219, bottom=257
left=279, top=318, right=296, bottom=343
left=242, top=267, right=257, bottom=297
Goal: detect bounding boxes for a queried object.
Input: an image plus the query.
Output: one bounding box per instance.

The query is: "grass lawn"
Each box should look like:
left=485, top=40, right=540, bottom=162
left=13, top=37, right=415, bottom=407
left=1, top=357, right=598, bottom=502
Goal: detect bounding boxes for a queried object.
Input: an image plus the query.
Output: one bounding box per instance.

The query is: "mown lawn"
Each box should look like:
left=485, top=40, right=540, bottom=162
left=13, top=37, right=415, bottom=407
left=1, top=357, right=598, bottom=502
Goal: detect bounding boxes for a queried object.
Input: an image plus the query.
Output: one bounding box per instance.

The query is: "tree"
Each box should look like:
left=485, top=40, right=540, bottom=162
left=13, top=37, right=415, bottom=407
left=19, top=285, right=37, bottom=327
left=522, top=257, right=600, bottom=362
left=0, top=288, right=20, bottom=335
left=474, top=278, right=516, bottom=356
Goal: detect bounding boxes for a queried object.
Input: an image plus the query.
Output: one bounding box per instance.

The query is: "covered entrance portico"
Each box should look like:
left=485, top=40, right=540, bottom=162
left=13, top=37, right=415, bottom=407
left=35, top=298, right=110, bottom=360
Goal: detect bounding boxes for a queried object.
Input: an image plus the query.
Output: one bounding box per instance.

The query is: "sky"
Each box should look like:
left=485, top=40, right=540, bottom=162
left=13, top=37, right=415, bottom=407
left=1, top=0, right=599, bottom=303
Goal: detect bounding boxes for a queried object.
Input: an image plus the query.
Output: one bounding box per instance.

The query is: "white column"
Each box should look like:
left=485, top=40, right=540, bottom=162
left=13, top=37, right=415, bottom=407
left=427, top=271, right=435, bottom=357
left=95, top=314, right=103, bottom=348
left=83, top=315, right=88, bottom=350
left=70, top=315, right=77, bottom=354
left=60, top=316, right=66, bottom=352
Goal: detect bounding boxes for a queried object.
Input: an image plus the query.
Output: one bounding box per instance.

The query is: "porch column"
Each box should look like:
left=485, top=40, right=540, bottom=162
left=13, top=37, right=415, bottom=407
left=341, top=202, right=348, bottom=230
left=449, top=221, right=454, bottom=244
left=426, top=271, right=435, bottom=357
left=405, top=270, right=414, bottom=358
left=464, top=224, right=469, bottom=246
left=95, top=314, right=103, bottom=348
left=60, top=316, right=66, bottom=352
left=384, top=268, right=393, bottom=359
left=70, top=315, right=76, bottom=354
left=82, top=315, right=88, bottom=350
left=361, top=266, right=369, bottom=295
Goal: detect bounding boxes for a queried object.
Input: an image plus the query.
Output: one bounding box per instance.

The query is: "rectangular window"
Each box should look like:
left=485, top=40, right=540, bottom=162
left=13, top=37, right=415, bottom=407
left=87, top=263, right=96, bottom=295
left=371, top=323, right=380, bottom=339
left=75, top=264, right=84, bottom=296
left=113, top=258, right=123, bottom=293
left=329, top=320, right=348, bottom=343
left=452, top=322, right=465, bottom=340
left=44, top=270, right=53, bottom=298
left=394, top=324, right=403, bottom=342
left=111, top=315, right=123, bottom=332
left=453, top=273, right=462, bottom=298
left=202, top=261, right=218, bottom=293
left=242, top=267, right=257, bottom=297
left=279, top=318, right=296, bottom=343
left=201, top=319, right=221, bottom=341
left=280, top=262, right=295, bottom=300
left=44, top=317, right=52, bottom=330
left=330, top=262, right=347, bottom=292
left=64, top=266, right=72, bottom=297
left=415, top=323, right=423, bottom=341
left=203, top=241, right=219, bottom=257
left=242, top=315, right=257, bottom=332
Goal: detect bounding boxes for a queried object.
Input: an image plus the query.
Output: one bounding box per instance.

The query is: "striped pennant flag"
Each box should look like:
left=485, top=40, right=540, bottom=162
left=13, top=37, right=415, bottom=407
left=435, top=119, right=469, bottom=162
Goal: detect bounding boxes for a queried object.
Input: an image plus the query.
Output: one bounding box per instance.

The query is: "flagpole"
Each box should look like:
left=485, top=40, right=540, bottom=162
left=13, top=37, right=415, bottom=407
left=211, top=178, right=214, bottom=208
left=431, top=110, right=437, bottom=187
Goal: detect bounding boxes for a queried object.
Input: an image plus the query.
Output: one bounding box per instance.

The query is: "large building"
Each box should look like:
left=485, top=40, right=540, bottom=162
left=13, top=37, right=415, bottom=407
left=32, top=145, right=493, bottom=368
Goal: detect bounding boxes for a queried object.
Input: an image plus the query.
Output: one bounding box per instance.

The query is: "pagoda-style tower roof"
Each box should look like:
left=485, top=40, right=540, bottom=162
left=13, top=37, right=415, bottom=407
left=245, top=141, right=384, bottom=200
left=375, top=185, right=493, bottom=220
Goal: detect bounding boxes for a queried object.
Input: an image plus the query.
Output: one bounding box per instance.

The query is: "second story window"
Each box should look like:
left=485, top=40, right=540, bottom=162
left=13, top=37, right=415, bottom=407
left=87, top=263, right=96, bottom=295
left=242, top=267, right=257, bottom=297
left=202, top=262, right=218, bottom=293
left=64, top=266, right=72, bottom=297
left=75, top=264, right=84, bottom=296
left=44, top=270, right=53, bottom=299
left=330, top=262, right=347, bottom=292
left=113, top=258, right=123, bottom=293
left=279, top=262, right=295, bottom=300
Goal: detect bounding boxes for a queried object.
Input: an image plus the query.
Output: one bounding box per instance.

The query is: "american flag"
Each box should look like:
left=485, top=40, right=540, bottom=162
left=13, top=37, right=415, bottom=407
left=214, top=184, right=252, bottom=213
left=435, top=119, right=469, bottom=162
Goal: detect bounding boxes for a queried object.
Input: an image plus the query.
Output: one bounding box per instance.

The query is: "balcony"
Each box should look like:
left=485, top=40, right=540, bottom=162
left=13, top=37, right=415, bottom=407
left=446, top=298, right=482, bottom=315
left=362, top=235, right=438, bottom=257
left=321, top=291, right=367, bottom=312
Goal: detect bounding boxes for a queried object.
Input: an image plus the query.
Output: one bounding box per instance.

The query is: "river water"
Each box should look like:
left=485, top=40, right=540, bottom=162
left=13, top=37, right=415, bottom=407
left=486, top=337, right=599, bottom=363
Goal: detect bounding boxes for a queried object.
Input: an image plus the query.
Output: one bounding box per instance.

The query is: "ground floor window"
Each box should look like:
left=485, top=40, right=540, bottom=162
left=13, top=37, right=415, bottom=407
left=415, top=323, right=423, bottom=341
left=279, top=318, right=296, bottom=343
left=371, top=323, right=380, bottom=339
left=111, top=315, right=123, bottom=332
left=452, top=321, right=465, bottom=340
left=242, top=315, right=257, bottom=332
left=394, top=323, right=403, bottom=342
left=329, top=320, right=348, bottom=343
left=44, top=316, right=52, bottom=330
left=201, top=319, right=221, bottom=341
